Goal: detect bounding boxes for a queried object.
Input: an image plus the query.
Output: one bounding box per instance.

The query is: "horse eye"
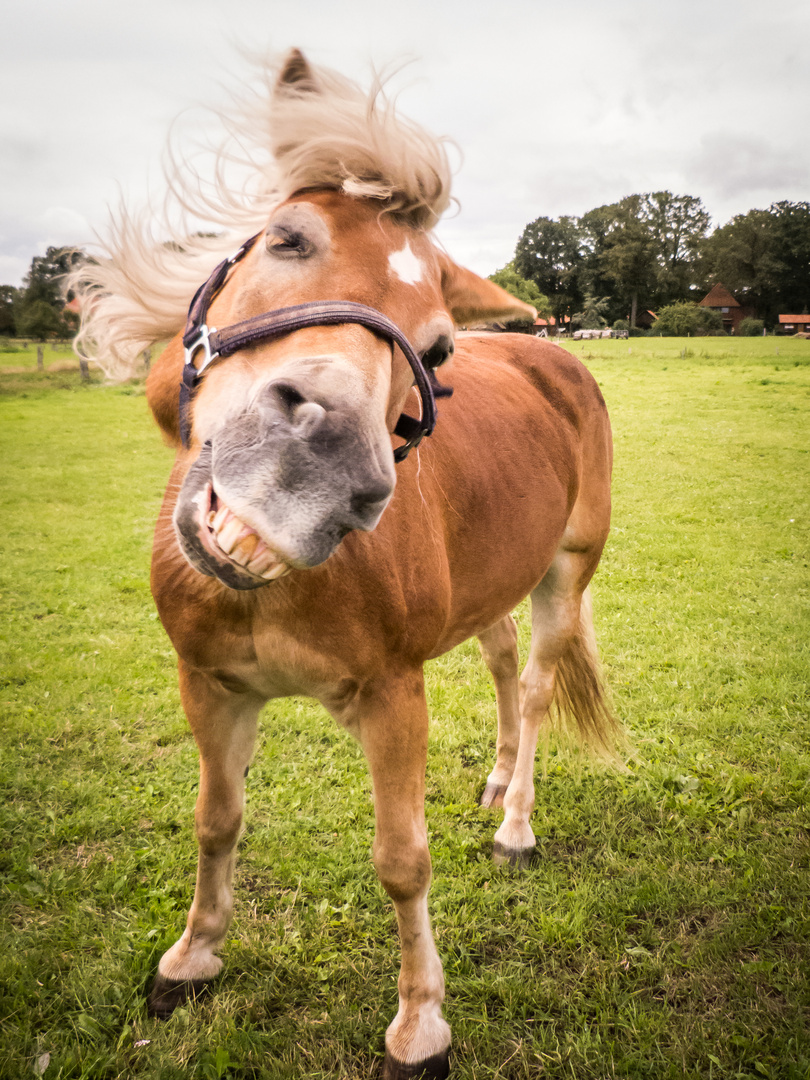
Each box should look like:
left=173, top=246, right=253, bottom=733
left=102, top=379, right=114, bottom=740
left=422, top=337, right=454, bottom=370
left=266, top=229, right=312, bottom=258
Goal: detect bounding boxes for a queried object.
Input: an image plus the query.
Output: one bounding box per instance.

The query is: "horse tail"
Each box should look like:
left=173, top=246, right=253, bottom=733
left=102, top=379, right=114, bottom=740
left=551, top=588, right=623, bottom=761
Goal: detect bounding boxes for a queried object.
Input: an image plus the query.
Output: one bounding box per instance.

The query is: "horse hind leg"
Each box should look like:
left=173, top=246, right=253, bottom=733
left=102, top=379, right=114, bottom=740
left=477, top=615, right=521, bottom=809
left=492, top=553, right=617, bottom=867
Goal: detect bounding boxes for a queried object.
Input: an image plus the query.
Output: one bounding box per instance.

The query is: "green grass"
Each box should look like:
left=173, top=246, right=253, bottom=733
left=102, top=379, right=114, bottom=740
left=0, top=340, right=81, bottom=370
left=1, top=338, right=809, bottom=1079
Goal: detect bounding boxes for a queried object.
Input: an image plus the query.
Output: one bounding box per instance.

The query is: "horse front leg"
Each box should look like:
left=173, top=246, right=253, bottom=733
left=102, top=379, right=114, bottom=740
left=148, top=660, right=262, bottom=1018
left=356, top=673, right=450, bottom=1080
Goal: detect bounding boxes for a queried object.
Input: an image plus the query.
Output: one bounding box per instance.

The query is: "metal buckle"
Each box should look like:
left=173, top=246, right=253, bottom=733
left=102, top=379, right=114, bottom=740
left=184, top=324, right=218, bottom=374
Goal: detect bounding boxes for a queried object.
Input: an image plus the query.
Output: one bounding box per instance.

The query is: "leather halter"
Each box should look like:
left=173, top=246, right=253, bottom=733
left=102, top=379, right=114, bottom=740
left=179, top=233, right=452, bottom=461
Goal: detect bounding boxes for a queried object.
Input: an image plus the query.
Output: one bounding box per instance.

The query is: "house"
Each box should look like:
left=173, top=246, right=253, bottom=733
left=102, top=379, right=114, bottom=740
left=635, top=310, right=657, bottom=330
left=698, top=283, right=753, bottom=334
left=533, top=315, right=570, bottom=337
left=778, top=314, right=810, bottom=335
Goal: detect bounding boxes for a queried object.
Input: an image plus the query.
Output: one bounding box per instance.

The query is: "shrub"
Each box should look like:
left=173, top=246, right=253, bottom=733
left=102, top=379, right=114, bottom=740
left=655, top=302, right=723, bottom=337
left=613, top=318, right=629, bottom=333
left=738, top=317, right=764, bottom=337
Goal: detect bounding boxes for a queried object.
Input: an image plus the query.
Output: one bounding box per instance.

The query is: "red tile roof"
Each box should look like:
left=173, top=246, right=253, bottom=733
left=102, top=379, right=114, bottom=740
left=779, top=314, right=810, bottom=324
left=699, top=283, right=740, bottom=308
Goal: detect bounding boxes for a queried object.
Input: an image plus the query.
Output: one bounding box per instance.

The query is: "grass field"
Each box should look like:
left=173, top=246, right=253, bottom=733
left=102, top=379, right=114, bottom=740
left=1, top=337, right=808, bottom=1079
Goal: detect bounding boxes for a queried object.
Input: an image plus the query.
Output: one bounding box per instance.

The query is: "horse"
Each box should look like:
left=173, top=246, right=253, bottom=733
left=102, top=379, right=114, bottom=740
left=73, top=49, right=616, bottom=1080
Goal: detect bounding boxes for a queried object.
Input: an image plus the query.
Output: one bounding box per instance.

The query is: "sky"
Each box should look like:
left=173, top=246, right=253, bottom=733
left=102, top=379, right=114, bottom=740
left=2, top=0, right=808, bottom=287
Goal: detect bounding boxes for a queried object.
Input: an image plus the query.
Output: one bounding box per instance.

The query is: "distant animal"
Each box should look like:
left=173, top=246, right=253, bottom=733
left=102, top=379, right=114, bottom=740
left=74, top=49, right=617, bottom=1079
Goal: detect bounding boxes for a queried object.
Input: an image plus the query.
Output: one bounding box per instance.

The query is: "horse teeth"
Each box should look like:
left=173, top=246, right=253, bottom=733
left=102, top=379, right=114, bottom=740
left=216, top=515, right=245, bottom=554
left=211, top=505, right=230, bottom=532
left=231, top=533, right=259, bottom=565
left=261, top=562, right=289, bottom=580
left=246, top=547, right=274, bottom=574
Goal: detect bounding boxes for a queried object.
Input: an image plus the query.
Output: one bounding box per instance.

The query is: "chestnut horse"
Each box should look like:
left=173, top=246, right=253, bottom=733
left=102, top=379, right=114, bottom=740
left=74, top=50, right=615, bottom=1079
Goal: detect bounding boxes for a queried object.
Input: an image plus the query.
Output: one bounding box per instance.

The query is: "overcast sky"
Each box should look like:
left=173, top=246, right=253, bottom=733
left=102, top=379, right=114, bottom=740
left=2, top=0, right=808, bottom=287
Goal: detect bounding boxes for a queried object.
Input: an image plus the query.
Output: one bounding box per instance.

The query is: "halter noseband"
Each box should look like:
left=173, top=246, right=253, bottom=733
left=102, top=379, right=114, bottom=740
left=179, top=234, right=452, bottom=461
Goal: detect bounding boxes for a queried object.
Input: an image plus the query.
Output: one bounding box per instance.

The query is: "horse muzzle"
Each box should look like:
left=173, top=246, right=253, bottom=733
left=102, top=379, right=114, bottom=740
left=173, top=388, right=395, bottom=590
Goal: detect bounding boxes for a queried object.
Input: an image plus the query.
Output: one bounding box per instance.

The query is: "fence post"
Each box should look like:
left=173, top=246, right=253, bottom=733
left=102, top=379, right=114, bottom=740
left=142, top=347, right=152, bottom=374
left=37, top=344, right=44, bottom=372
left=79, top=358, right=90, bottom=383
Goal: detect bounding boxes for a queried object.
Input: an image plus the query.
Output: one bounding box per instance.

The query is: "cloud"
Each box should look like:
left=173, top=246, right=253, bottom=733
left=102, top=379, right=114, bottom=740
left=0, top=0, right=808, bottom=284
left=0, top=255, right=28, bottom=287
left=36, top=207, right=93, bottom=249
left=688, top=135, right=810, bottom=212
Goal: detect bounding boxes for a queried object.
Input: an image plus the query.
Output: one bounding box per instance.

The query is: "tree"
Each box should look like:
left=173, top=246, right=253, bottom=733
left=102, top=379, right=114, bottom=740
left=572, top=294, right=611, bottom=330
left=646, top=192, right=710, bottom=304
left=513, top=215, right=583, bottom=324
left=599, top=196, right=659, bottom=328
left=16, top=299, right=62, bottom=340
left=699, top=209, right=781, bottom=322
left=0, top=285, right=18, bottom=335
left=769, top=201, right=810, bottom=313
left=23, top=246, right=83, bottom=306
left=578, top=204, right=622, bottom=315
left=488, top=263, right=551, bottom=319
left=514, top=192, right=709, bottom=330
left=699, top=201, right=810, bottom=324
left=14, top=246, right=85, bottom=339
left=585, top=193, right=709, bottom=324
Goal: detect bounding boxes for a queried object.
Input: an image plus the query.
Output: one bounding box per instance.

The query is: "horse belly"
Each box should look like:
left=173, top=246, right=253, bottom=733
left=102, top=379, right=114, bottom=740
left=418, top=339, right=600, bottom=656
left=428, top=472, right=571, bottom=656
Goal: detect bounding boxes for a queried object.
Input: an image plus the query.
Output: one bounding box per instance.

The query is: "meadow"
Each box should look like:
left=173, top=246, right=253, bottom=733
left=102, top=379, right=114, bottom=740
left=1, top=336, right=808, bottom=1079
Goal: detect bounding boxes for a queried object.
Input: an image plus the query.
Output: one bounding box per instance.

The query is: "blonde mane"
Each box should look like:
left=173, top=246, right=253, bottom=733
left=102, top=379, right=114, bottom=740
left=71, top=52, right=454, bottom=380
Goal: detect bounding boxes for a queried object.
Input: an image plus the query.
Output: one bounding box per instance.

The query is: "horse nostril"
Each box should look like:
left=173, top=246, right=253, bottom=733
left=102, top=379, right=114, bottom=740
left=271, top=381, right=306, bottom=414
left=265, top=381, right=326, bottom=436
left=350, top=478, right=394, bottom=519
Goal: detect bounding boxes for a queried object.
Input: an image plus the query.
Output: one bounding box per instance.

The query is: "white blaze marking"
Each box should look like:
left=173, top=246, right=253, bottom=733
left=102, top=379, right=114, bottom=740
left=388, top=242, right=424, bottom=285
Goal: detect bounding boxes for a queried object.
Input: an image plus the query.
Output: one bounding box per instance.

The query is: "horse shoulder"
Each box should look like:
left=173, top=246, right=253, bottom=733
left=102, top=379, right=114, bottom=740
left=146, top=336, right=184, bottom=446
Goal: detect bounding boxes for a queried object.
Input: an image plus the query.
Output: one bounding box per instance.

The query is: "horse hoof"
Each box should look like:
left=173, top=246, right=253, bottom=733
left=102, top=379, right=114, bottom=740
left=492, top=840, right=535, bottom=869
left=383, top=1049, right=450, bottom=1079
left=147, top=974, right=211, bottom=1019
left=479, top=782, right=507, bottom=809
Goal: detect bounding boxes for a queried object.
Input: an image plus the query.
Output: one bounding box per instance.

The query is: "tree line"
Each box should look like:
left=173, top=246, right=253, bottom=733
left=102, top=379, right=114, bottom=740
left=497, top=194, right=810, bottom=331
left=4, top=198, right=810, bottom=341
left=0, top=247, right=84, bottom=340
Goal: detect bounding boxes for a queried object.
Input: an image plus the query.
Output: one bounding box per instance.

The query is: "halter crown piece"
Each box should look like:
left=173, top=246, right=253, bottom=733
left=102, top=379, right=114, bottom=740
left=179, top=234, right=452, bottom=461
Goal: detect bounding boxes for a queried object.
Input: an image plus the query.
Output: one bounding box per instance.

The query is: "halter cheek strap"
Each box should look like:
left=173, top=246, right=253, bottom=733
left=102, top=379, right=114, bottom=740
left=179, top=235, right=452, bottom=460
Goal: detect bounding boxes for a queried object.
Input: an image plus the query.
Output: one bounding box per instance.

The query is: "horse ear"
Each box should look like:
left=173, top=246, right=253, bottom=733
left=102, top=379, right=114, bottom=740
left=146, top=337, right=184, bottom=447
left=438, top=254, right=537, bottom=326
left=275, top=49, right=320, bottom=95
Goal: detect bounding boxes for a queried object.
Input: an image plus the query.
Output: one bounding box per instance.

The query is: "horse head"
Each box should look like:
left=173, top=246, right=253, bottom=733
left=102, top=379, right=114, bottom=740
left=148, top=52, right=535, bottom=589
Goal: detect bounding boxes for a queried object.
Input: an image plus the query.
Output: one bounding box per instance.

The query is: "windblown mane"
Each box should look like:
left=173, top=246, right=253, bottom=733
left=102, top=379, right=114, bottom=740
left=70, top=53, right=454, bottom=380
